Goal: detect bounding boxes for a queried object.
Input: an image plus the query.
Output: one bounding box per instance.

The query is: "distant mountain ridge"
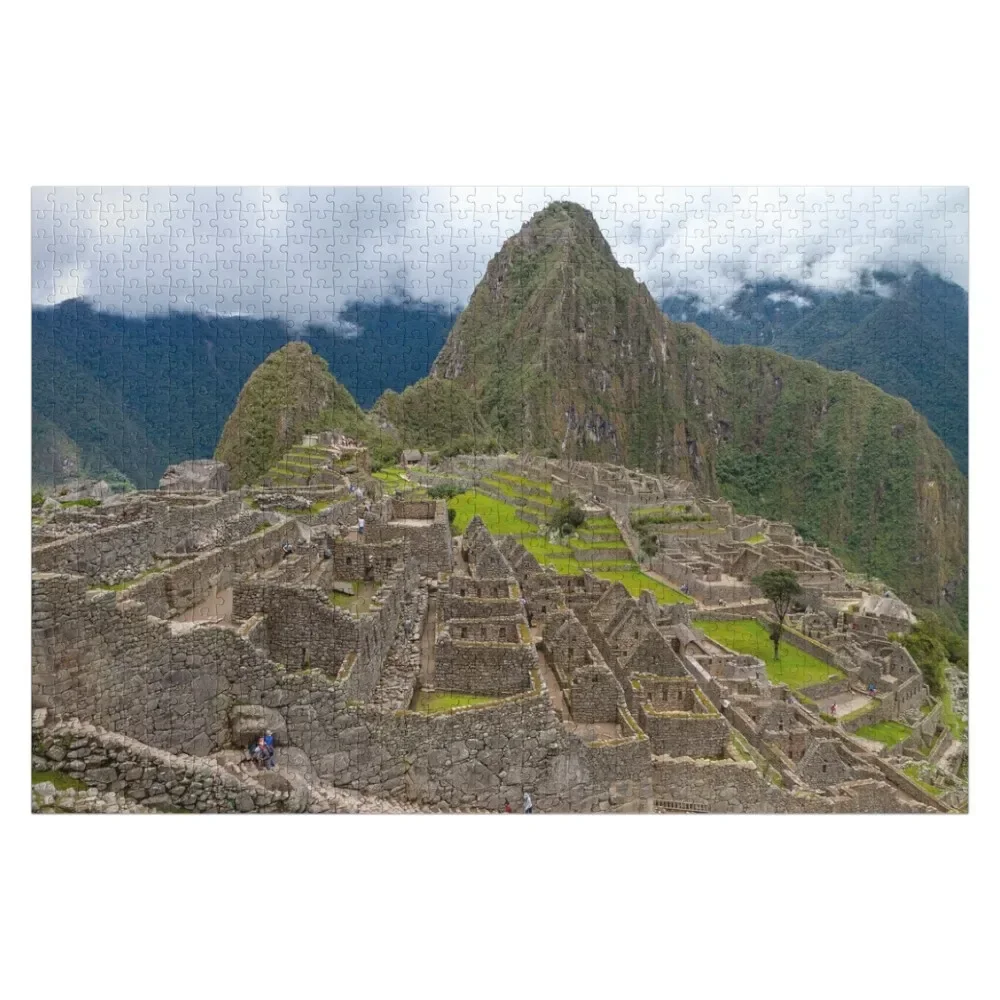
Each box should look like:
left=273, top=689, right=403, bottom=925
left=31, top=297, right=456, bottom=488
left=662, top=267, right=968, bottom=471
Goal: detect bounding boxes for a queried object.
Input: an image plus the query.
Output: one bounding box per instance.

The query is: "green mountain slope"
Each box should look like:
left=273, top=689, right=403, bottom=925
left=662, top=268, right=968, bottom=470
left=425, top=201, right=967, bottom=606
left=32, top=336, right=160, bottom=488
left=215, top=341, right=370, bottom=487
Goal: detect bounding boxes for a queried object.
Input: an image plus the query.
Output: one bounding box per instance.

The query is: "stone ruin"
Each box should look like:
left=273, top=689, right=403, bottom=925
left=30, top=454, right=960, bottom=814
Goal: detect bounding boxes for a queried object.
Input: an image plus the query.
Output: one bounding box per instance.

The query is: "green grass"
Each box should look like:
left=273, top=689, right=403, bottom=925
left=584, top=516, right=618, bottom=530
left=32, top=769, right=87, bottom=791
left=490, top=471, right=553, bottom=493
left=58, top=497, right=101, bottom=508
left=483, top=476, right=556, bottom=506
left=410, top=690, right=503, bottom=713
left=568, top=537, right=630, bottom=551
left=447, top=490, right=538, bottom=535
left=631, top=504, right=689, bottom=518
left=746, top=533, right=767, bottom=544
left=840, top=700, right=879, bottom=724
left=447, top=489, right=690, bottom=603
left=373, top=466, right=409, bottom=487
left=596, top=568, right=691, bottom=604
left=854, top=721, right=912, bottom=747
left=903, top=765, right=943, bottom=797
left=693, top=618, right=845, bottom=690
left=940, top=687, right=966, bottom=739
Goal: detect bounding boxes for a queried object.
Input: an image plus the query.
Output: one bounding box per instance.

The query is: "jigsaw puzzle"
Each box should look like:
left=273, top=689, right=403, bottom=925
left=30, top=187, right=969, bottom=815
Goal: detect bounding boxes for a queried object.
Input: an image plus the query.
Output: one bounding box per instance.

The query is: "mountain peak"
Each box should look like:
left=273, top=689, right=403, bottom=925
left=514, top=200, right=614, bottom=258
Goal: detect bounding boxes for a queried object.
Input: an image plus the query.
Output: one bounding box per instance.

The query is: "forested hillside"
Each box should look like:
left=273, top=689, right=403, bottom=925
left=31, top=297, right=455, bottom=487
left=662, top=268, right=968, bottom=470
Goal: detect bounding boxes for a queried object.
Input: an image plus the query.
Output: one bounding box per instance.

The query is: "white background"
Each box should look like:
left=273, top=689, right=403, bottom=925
left=2, top=2, right=994, bottom=998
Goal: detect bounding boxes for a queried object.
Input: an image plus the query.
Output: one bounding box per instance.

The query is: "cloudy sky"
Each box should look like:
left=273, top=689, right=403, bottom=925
left=31, top=186, right=969, bottom=327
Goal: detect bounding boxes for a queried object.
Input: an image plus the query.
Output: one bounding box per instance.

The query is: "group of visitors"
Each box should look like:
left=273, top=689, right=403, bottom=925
left=246, top=730, right=277, bottom=770
left=502, top=793, right=534, bottom=814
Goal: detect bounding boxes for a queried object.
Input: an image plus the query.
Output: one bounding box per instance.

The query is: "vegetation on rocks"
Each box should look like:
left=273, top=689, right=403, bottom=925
left=891, top=614, right=968, bottom=699
left=214, top=342, right=368, bottom=487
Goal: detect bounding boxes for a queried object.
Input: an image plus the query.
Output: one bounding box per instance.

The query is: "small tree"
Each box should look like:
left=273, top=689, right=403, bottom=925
left=752, top=569, right=802, bottom=661
left=548, top=496, right=585, bottom=534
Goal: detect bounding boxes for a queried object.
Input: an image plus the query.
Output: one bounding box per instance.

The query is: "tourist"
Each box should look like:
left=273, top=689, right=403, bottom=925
left=251, top=736, right=273, bottom=770
left=282, top=541, right=293, bottom=559
left=503, top=800, right=512, bottom=813
left=523, top=791, right=533, bottom=814
left=358, top=516, right=365, bottom=537
left=322, top=545, right=332, bottom=560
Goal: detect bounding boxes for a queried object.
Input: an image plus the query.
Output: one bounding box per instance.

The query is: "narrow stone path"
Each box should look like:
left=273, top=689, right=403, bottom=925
left=418, top=594, right=438, bottom=689
left=535, top=642, right=569, bottom=721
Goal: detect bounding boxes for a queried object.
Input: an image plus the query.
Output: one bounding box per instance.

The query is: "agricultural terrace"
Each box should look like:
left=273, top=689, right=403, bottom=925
left=693, top=618, right=844, bottom=690
left=372, top=466, right=412, bottom=490
left=449, top=486, right=691, bottom=604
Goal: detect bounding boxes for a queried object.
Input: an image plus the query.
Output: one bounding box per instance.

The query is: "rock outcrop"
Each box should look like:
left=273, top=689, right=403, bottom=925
left=159, top=459, right=230, bottom=493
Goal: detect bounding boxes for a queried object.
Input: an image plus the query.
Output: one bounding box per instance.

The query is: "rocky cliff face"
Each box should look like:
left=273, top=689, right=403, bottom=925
left=429, top=201, right=967, bottom=605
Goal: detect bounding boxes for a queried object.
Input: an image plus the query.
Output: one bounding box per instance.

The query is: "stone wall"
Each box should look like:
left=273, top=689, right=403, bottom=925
left=433, top=635, right=536, bottom=696
left=32, top=714, right=293, bottom=812
left=650, top=756, right=930, bottom=813
left=32, top=571, right=651, bottom=813
left=391, top=498, right=437, bottom=520
left=441, top=594, right=521, bottom=620
left=368, top=520, right=452, bottom=576
left=569, top=662, right=619, bottom=723
left=332, top=691, right=653, bottom=813
left=233, top=582, right=358, bottom=675
left=324, top=538, right=405, bottom=582
left=637, top=706, right=730, bottom=758
left=32, top=518, right=159, bottom=582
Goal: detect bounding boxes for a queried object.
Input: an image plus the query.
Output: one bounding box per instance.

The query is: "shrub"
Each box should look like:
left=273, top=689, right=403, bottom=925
left=549, top=497, right=585, bottom=533
left=428, top=482, right=463, bottom=500
left=31, top=491, right=44, bottom=507
left=447, top=508, right=457, bottom=524
left=370, top=438, right=400, bottom=469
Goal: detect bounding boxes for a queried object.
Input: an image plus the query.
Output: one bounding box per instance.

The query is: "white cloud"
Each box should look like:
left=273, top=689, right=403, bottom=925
left=31, top=186, right=969, bottom=323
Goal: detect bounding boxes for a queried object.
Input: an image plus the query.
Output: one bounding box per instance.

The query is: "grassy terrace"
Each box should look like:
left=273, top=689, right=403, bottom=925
left=854, top=721, right=912, bottom=747
left=32, top=769, right=87, bottom=791
left=448, top=488, right=691, bottom=604
left=372, top=466, right=411, bottom=489
left=410, top=690, right=503, bottom=713
left=692, top=618, right=844, bottom=690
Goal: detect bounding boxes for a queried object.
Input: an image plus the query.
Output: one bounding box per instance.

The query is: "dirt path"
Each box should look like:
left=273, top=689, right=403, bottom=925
left=535, top=643, right=569, bottom=720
